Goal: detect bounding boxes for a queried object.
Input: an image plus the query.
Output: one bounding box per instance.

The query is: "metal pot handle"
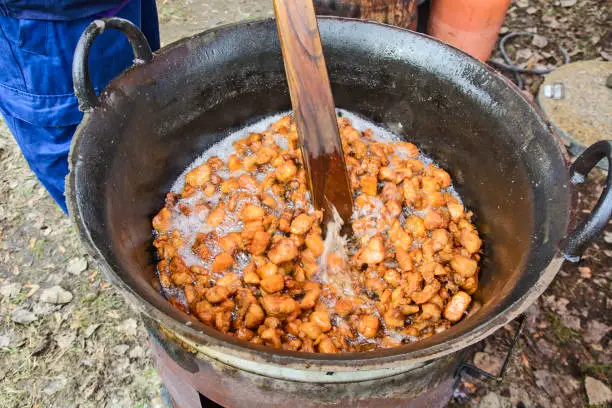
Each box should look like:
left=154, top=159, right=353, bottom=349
left=456, top=315, right=526, bottom=383
left=562, top=140, right=612, bottom=262
left=72, top=17, right=153, bottom=112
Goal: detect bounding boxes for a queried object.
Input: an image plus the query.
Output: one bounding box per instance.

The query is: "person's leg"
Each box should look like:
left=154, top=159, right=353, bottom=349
left=140, top=0, right=161, bottom=51
left=2, top=114, right=74, bottom=213
left=0, top=1, right=159, bottom=213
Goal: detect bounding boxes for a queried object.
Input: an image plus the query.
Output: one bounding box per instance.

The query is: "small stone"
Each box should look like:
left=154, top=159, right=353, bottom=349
left=473, top=352, right=503, bottom=376
left=0, top=329, right=23, bottom=347
left=11, top=309, right=37, bottom=324
left=516, top=0, right=529, bottom=8
left=542, top=15, right=561, bottom=29
left=56, top=332, right=77, bottom=349
left=525, top=303, right=541, bottom=331
left=32, top=301, right=56, bottom=316
left=40, top=286, right=73, bottom=305
left=84, top=323, right=102, bottom=339
left=112, top=344, right=130, bottom=355
left=561, top=375, right=580, bottom=396
left=66, top=257, right=88, bottom=275
left=500, top=26, right=509, bottom=34
left=42, top=377, right=68, bottom=395
left=0, top=333, right=10, bottom=348
left=478, top=392, right=512, bottom=408
left=585, top=377, right=612, bottom=406
left=128, top=346, right=146, bottom=359
left=112, top=357, right=130, bottom=374
left=536, top=338, right=558, bottom=359
left=0, top=282, right=22, bottom=299
left=118, top=318, right=138, bottom=336
left=532, top=35, right=549, bottom=48
left=510, top=387, right=532, bottom=407
left=578, top=266, right=592, bottom=278
left=544, top=295, right=569, bottom=314
left=526, top=6, right=537, bottom=14
left=584, top=320, right=611, bottom=344
left=516, top=48, right=533, bottom=61
left=560, top=0, right=577, bottom=6
left=604, top=231, right=612, bottom=244
left=534, top=370, right=557, bottom=395
left=561, top=315, right=581, bottom=331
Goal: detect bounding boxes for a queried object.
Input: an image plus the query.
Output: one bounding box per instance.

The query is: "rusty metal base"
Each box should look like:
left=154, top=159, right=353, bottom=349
left=147, top=319, right=466, bottom=408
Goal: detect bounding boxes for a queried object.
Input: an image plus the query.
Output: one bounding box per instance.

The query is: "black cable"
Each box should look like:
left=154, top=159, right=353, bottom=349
left=488, top=32, right=570, bottom=89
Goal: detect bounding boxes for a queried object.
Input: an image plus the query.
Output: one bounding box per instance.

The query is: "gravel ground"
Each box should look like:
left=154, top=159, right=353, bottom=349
left=0, top=1, right=609, bottom=407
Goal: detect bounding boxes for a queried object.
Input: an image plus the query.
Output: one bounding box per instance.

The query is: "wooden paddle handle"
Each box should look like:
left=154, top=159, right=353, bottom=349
left=273, top=0, right=354, bottom=226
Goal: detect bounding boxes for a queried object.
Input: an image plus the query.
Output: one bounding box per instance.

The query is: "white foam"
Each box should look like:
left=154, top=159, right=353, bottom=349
left=338, top=109, right=462, bottom=204
left=318, top=206, right=353, bottom=297
left=337, top=109, right=400, bottom=143
left=158, top=108, right=478, bottom=346
left=165, top=109, right=468, bottom=272
left=170, top=111, right=291, bottom=194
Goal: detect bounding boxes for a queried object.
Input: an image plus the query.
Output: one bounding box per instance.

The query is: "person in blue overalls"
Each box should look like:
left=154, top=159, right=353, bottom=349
left=0, top=0, right=160, bottom=213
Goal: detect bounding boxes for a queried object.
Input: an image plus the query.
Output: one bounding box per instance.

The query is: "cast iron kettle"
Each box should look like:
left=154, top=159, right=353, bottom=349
left=68, top=16, right=611, bottom=384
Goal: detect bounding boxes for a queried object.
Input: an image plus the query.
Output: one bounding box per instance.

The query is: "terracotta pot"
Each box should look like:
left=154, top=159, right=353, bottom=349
left=428, top=0, right=511, bottom=61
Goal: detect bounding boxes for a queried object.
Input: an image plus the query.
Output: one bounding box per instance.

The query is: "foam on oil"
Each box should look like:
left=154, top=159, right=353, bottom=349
left=162, top=109, right=466, bottom=344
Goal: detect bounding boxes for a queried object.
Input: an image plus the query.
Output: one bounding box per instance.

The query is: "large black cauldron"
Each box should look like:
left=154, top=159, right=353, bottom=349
left=67, top=17, right=611, bottom=407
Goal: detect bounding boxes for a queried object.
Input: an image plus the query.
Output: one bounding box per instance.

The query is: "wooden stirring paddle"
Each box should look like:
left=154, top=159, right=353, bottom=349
left=273, top=0, right=354, bottom=228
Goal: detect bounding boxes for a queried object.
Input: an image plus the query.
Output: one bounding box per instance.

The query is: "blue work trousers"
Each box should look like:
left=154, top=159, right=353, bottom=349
left=0, top=0, right=160, bottom=213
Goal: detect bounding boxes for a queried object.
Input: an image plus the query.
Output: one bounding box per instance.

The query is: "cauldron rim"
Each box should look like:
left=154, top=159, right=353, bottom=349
left=67, top=17, right=570, bottom=371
